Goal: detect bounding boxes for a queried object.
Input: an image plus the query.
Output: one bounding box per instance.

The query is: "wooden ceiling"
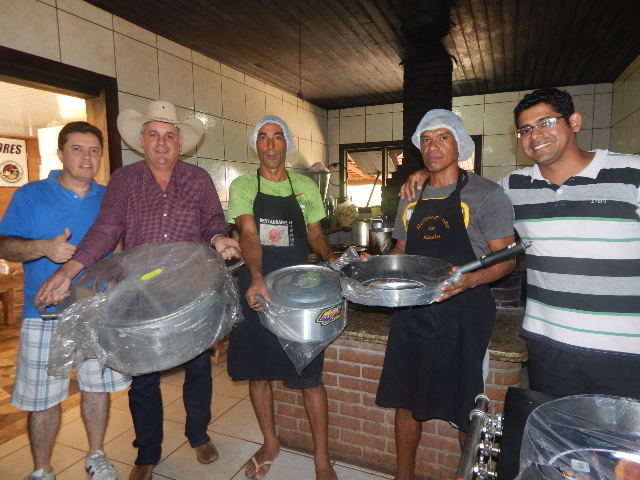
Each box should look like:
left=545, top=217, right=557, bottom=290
left=86, top=0, right=640, bottom=110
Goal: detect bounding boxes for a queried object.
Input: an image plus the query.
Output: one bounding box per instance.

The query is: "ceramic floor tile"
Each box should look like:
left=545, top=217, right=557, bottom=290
left=0, top=442, right=85, bottom=480
left=230, top=449, right=317, bottom=480
left=55, top=405, right=133, bottom=452
left=163, top=392, right=242, bottom=424
left=208, top=399, right=262, bottom=443
left=212, top=360, right=227, bottom=377
left=111, top=390, right=130, bottom=411
left=212, top=374, right=249, bottom=399
left=159, top=382, right=184, bottom=405
left=0, top=431, right=28, bottom=460
left=160, top=366, right=185, bottom=386
left=105, top=418, right=188, bottom=466
left=155, top=432, right=258, bottom=480
left=60, top=404, right=81, bottom=426
left=334, top=462, right=394, bottom=479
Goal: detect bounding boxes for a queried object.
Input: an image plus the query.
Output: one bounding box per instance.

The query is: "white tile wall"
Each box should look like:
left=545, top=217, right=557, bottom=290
left=158, top=51, right=194, bottom=109
left=113, top=16, right=156, bottom=46
left=327, top=83, right=615, bottom=179
left=193, top=66, right=222, bottom=117
left=58, top=11, right=116, bottom=77
left=611, top=54, right=640, bottom=154
left=114, top=34, right=160, bottom=99
left=365, top=113, right=393, bottom=142
left=57, top=0, right=113, bottom=28
left=0, top=0, right=330, bottom=203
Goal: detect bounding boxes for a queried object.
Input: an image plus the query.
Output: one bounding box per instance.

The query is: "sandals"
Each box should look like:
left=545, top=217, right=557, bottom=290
left=245, top=454, right=273, bottom=479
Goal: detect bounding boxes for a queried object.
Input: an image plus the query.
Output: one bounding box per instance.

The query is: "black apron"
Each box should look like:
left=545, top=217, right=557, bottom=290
left=375, top=170, right=495, bottom=430
left=227, top=171, right=324, bottom=381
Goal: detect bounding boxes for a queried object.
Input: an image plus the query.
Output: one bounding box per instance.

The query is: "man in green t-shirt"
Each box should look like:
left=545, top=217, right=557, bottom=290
left=226, top=115, right=338, bottom=480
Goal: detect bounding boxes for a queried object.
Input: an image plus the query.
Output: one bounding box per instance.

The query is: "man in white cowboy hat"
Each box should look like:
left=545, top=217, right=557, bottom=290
left=226, top=115, right=338, bottom=480
left=37, top=100, right=241, bottom=480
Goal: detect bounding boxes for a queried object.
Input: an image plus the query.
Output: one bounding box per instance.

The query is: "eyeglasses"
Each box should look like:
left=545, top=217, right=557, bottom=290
left=515, top=116, right=565, bottom=138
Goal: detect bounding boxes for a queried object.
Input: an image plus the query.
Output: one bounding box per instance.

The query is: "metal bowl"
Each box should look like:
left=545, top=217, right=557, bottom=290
left=340, top=254, right=452, bottom=307
left=259, top=265, right=346, bottom=343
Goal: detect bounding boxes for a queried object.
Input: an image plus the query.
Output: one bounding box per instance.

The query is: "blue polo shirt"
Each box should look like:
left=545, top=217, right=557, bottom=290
left=0, top=170, right=105, bottom=318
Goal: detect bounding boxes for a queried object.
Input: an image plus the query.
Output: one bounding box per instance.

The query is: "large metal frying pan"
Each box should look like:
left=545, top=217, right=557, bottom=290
left=340, top=241, right=530, bottom=307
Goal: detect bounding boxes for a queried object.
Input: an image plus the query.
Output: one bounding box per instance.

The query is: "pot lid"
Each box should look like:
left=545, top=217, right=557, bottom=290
left=264, top=264, right=342, bottom=309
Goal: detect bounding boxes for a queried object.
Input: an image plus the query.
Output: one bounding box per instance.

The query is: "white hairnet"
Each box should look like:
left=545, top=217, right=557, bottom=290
left=411, top=109, right=474, bottom=162
left=248, top=115, right=296, bottom=154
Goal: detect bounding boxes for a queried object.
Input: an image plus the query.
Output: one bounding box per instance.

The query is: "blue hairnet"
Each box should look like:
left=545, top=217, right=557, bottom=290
left=411, top=109, right=474, bottom=162
left=248, top=115, right=296, bottom=154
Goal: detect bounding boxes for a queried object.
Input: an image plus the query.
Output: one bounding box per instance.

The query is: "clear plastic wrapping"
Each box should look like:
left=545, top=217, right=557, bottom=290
left=339, top=254, right=452, bottom=307
left=258, top=299, right=347, bottom=374
left=47, top=241, right=242, bottom=377
left=256, top=264, right=346, bottom=374
left=516, top=394, right=640, bottom=480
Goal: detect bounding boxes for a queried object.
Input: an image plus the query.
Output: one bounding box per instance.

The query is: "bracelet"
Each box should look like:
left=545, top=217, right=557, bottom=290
left=211, top=233, right=225, bottom=245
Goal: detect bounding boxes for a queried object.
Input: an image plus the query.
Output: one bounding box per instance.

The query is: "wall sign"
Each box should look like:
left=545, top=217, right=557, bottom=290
left=0, top=138, right=28, bottom=187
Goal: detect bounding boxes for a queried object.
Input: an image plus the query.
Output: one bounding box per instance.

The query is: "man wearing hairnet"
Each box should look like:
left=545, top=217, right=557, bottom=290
left=376, top=110, right=515, bottom=480
left=226, top=115, right=338, bottom=480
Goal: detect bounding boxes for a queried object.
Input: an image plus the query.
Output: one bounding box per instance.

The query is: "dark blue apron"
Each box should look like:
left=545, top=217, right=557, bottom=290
left=375, top=170, right=495, bottom=429
left=228, top=171, right=324, bottom=380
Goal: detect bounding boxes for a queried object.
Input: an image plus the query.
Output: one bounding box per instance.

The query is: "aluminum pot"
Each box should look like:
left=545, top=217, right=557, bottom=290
left=351, top=220, right=370, bottom=248
left=42, top=242, right=243, bottom=376
left=257, top=265, right=346, bottom=343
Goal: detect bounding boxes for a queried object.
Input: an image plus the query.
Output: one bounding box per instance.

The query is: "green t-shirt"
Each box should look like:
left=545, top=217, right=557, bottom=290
left=227, top=170, right=325, bottom=225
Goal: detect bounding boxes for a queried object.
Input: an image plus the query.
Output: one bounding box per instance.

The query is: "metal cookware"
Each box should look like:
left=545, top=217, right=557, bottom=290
left=43, top=242, right=243, bottom=376
left=351, top=219, right=370, bottom=248
left=257, top=264, right=346, bottom=343
left=518, top=395, right=640, bottom=480
left=340, top=241, right=531, bottom=307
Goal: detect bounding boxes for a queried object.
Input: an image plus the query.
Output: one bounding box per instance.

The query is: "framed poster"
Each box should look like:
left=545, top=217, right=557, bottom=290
left=0, top=137, right=28, bottom=187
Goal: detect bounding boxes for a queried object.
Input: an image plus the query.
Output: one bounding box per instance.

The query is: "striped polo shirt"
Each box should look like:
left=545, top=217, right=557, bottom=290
left=500, top=150, right=640, bottom=355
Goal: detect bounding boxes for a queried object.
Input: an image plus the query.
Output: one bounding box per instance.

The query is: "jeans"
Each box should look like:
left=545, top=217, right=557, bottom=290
left=128, top=349, right=213, bottom=464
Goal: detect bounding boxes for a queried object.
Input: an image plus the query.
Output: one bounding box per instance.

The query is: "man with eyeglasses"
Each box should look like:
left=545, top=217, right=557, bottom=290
left=401, top=88, right=640, bottom=400
left=501, top=88, right=640, bottom=399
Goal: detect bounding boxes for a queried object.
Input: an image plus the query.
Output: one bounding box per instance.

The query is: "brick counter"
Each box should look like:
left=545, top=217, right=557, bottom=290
left=273, top=307, right=526, bottom=479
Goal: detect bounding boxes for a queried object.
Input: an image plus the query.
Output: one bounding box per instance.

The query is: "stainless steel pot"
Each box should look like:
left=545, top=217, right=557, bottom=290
left=42, top=242, right=243, bottom=376
left=351, top=220, right=370, bottom=248
left=257, top=265, right=346, bottom=343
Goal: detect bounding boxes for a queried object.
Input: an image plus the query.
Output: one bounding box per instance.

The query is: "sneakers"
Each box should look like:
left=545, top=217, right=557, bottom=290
left=85, top=450, right=117, bottom=480
left=26, top=468, right=55, bottom=480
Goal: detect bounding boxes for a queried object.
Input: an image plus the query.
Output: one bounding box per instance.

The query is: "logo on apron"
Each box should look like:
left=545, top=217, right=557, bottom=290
left=260, top=218, right=294, bottom=247
left=403, top=199, right=470, bottom=232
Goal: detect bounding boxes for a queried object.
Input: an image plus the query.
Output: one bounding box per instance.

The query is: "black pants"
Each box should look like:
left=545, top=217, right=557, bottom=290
left=128, top=349, right=213, bottom=465
left=527, top=338, right=640, bottom=399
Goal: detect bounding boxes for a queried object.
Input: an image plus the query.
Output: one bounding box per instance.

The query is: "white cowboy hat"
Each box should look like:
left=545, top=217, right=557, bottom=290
left=117, top=100, right=205, bottom=154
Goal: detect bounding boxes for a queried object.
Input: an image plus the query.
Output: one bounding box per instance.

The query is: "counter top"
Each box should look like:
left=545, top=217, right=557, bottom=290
left=342, top=302, right=527, bottom=363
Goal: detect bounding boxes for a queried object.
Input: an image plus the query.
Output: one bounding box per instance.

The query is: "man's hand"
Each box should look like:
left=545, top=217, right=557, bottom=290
left=43, top=227, right=76, bottom=263
left=435, top=267, right=475, bottom=302
left=212, top=235, right=241, bottom=260
left=399, top=168, right=429, bottom=200
left=36, top=269, right=73, bottom=307
left=245, top=277, right=271, bottom=312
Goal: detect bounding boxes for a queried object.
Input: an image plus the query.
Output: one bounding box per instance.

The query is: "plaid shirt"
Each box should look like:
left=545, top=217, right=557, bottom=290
left=73, top=160, right=226, bottom=268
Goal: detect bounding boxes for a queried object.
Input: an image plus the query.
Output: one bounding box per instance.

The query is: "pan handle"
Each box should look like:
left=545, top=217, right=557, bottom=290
left=225, top=258, right=245, bottom=275
left=456, top=241, right=532, bottom=276
left=37, top=295, right=72, bottom=321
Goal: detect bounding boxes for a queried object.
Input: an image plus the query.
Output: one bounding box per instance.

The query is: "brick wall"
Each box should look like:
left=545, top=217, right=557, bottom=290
left=273, top=338, right=522, bottom=480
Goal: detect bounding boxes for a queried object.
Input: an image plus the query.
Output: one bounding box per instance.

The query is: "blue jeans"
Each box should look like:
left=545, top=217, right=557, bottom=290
left=128, top=349, right=213, bottom=464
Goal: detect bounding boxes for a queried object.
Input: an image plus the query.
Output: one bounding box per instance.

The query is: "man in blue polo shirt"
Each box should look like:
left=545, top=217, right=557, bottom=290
left=0, top=121, right=130, bottom=480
